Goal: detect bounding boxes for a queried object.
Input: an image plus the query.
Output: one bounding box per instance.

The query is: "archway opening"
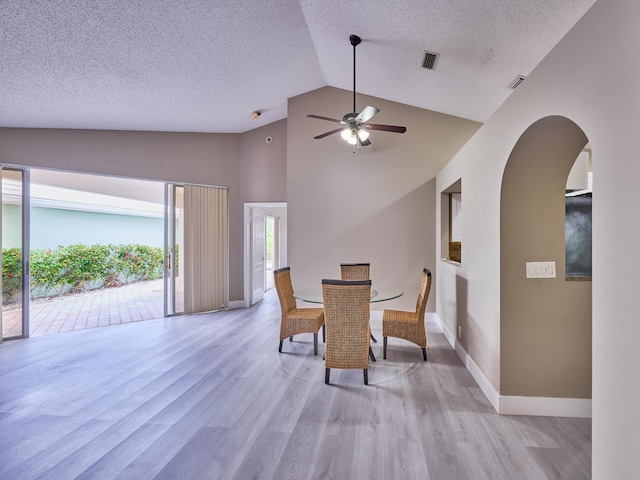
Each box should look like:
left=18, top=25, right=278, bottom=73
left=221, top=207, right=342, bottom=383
left=500, top=116, right=592, bottom=403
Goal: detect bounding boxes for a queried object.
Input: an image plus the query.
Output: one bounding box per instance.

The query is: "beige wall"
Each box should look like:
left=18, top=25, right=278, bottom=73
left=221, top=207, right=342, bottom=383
left=500, top=116, right=591, bottom=399
left=435, top=0, right=640, bottom=476
left=286, top=86, right=480, bottom=312
left=239, top=119, right=287, bottom=203
left=0, top=126, right=288, bottom=301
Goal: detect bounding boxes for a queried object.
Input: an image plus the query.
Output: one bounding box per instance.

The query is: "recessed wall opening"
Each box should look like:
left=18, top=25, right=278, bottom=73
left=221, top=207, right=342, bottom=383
left=441, top=179, right=462, bottom=263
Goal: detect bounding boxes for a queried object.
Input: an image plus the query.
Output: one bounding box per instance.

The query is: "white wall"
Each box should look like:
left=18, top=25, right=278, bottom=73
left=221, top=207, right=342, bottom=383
left=435, top=0, right=640, bottom=476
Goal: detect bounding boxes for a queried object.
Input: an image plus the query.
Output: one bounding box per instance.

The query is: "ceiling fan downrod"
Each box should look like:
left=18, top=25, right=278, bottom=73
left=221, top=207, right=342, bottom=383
left=350, top=35, right=361, bottom=114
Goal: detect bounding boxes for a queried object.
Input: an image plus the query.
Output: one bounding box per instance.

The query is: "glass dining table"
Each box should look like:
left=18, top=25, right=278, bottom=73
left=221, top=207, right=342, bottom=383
left=293, top=286, right=404, bottom=361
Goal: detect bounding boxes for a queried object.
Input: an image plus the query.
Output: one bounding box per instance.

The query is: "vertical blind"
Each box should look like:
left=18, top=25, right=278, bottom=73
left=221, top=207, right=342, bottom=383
left=183, top=185, right=229, bottom=313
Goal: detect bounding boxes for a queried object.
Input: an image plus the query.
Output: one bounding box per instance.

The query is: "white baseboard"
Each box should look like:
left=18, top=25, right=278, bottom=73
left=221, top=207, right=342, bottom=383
left=432, top=314, right=591, bottom=418
left=498, top=395, right=592, bottom=418
left=432, top=313, right=455, bottom=347
left=432, top=314, right=500, bottom=412
left=228, top=300, right=246, bottom=309
left=455, top=338, right=501, bottom=413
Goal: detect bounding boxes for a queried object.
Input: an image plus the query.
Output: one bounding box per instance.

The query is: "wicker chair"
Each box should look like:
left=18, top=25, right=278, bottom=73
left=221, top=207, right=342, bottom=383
left=340, top=263, right=370, bottom=281
left=340, top=263, right=376, bottom=344
left=274, top=267, right=325, bottom=355
left=322, top=279, right=371, bottom=385
left=382, top=268, right=432, bottom=361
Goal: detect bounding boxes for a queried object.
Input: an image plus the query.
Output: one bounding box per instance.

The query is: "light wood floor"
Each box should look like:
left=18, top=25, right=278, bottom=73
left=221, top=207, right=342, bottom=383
left=0, top=289, right=591, bottom=479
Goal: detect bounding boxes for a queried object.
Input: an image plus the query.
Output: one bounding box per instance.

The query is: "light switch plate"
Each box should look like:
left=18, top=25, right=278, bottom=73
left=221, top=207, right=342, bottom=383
left=526, top=261, right=556, bottom=278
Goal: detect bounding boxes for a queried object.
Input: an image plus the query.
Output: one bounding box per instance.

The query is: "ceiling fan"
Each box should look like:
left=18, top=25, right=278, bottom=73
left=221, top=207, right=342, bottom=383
left=307, top=34, right=407, bottom=148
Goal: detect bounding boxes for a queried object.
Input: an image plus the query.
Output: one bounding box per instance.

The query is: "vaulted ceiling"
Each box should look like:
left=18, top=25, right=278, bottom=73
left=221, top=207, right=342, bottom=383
left=1, top=0, right=597, bottom=134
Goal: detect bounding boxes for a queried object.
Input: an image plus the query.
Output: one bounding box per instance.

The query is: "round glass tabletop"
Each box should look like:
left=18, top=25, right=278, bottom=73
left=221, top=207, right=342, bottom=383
left=293, top=287, right=403, bottom=304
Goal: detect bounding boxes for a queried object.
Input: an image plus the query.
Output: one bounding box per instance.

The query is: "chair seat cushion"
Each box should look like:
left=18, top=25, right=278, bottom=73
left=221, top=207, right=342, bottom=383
left=382, top=309, right=418, bottom=323
left=280, top=308, right=324, bottom=340
left=382, top=309, right=426, bottom=348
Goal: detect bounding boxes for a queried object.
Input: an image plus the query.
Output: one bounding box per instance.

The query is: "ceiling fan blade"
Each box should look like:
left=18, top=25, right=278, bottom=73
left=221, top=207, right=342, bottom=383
left=355, top=105, right=380, bottom=124
left=366, top=123, right=407, bottom=134
left=307, top=114, right=343, bottom=123
left=313, top=128, right=344, bottom=139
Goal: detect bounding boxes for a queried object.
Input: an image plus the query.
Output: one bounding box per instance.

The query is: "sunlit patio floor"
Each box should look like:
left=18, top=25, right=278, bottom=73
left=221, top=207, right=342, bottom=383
left=2, top=279, right=167, bottom=338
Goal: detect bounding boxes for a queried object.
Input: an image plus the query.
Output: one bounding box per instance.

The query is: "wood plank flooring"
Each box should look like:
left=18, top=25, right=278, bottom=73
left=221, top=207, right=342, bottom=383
left=0, top=289, right=591, bottom=479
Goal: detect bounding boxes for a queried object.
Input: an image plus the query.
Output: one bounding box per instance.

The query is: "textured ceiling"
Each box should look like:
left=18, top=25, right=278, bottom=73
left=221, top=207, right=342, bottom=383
left=1, top=0, right=597, bottom=134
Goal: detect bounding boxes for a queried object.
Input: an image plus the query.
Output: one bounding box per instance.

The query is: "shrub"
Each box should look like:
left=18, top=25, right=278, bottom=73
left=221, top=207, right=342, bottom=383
left=30, top=248, right=71, bottom=297
left=58, top=244, right=114, bottom=292
left=2, top=247, right=22, bottom=303
left=114, top=244, right=164, bottom=284
left=2, top=244, right=165, bottom=302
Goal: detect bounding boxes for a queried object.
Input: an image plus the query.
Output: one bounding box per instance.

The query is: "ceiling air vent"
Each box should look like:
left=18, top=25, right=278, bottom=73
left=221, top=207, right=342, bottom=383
left=422, top=51, right=439, bottom=70
left=509, top=75, right=526, bottom=89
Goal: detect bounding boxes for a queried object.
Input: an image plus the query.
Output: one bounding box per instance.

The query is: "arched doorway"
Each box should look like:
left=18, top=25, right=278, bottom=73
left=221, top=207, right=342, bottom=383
left=500, top=116, right=592, bottom=411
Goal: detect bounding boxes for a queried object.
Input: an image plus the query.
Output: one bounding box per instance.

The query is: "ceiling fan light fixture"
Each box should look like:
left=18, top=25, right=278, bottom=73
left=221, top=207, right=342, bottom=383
left=340, top=128, right=358, bottom=145
left=357, top=129, right=369, bottom=142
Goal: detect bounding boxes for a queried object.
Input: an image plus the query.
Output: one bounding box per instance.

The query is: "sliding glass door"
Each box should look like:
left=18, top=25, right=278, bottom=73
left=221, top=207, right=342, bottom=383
left=1, top=167, right=30, bottom=339
left=165, top=182, right=229, bottom=315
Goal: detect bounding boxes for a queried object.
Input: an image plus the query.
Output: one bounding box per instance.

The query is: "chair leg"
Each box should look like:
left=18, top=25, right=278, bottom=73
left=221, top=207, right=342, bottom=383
left=383, top=336, right=387, bottom=359
left=370, top=333, right=377, bottom=343
left=279, top=340, right=283, bottom=353
left=363, top=368, right=368, bottom=385
left=289, top=336, right=293, bottom=341
left=313, top=332, right=318, bottom=356
left=422, top=347, right=427, bottom=361
left=325, top=368, right=330, bottom=384
left=322, top=324, right=326, bottom=343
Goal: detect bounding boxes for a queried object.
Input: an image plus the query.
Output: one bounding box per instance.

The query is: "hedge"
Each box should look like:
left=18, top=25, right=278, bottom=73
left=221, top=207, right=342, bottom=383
left=2, top=244, right=166, bottom=304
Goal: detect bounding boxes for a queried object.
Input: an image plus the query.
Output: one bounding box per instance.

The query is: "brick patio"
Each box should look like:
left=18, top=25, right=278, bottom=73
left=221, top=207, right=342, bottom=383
left=2, top=279, right=168, bottom=338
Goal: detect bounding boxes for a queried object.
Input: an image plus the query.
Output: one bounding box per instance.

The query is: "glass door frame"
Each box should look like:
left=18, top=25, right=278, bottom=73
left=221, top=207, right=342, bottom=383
left=164, top=183, right=184, bottom=316
left=1, top=166, right=30, bottom=339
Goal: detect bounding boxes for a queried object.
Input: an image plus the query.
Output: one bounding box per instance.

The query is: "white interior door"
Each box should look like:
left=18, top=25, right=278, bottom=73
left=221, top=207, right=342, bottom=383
left=251, top=211, right=265, bottom=305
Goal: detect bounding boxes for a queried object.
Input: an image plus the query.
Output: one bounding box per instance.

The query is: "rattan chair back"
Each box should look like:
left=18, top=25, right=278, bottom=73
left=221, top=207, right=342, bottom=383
left=274, top=266, right=296, bottom=316
left=415, top=268, right=432, bottom=318
left=322, top=279, right=371, bottom=384
left=340, top=263, right=370, bottom=280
